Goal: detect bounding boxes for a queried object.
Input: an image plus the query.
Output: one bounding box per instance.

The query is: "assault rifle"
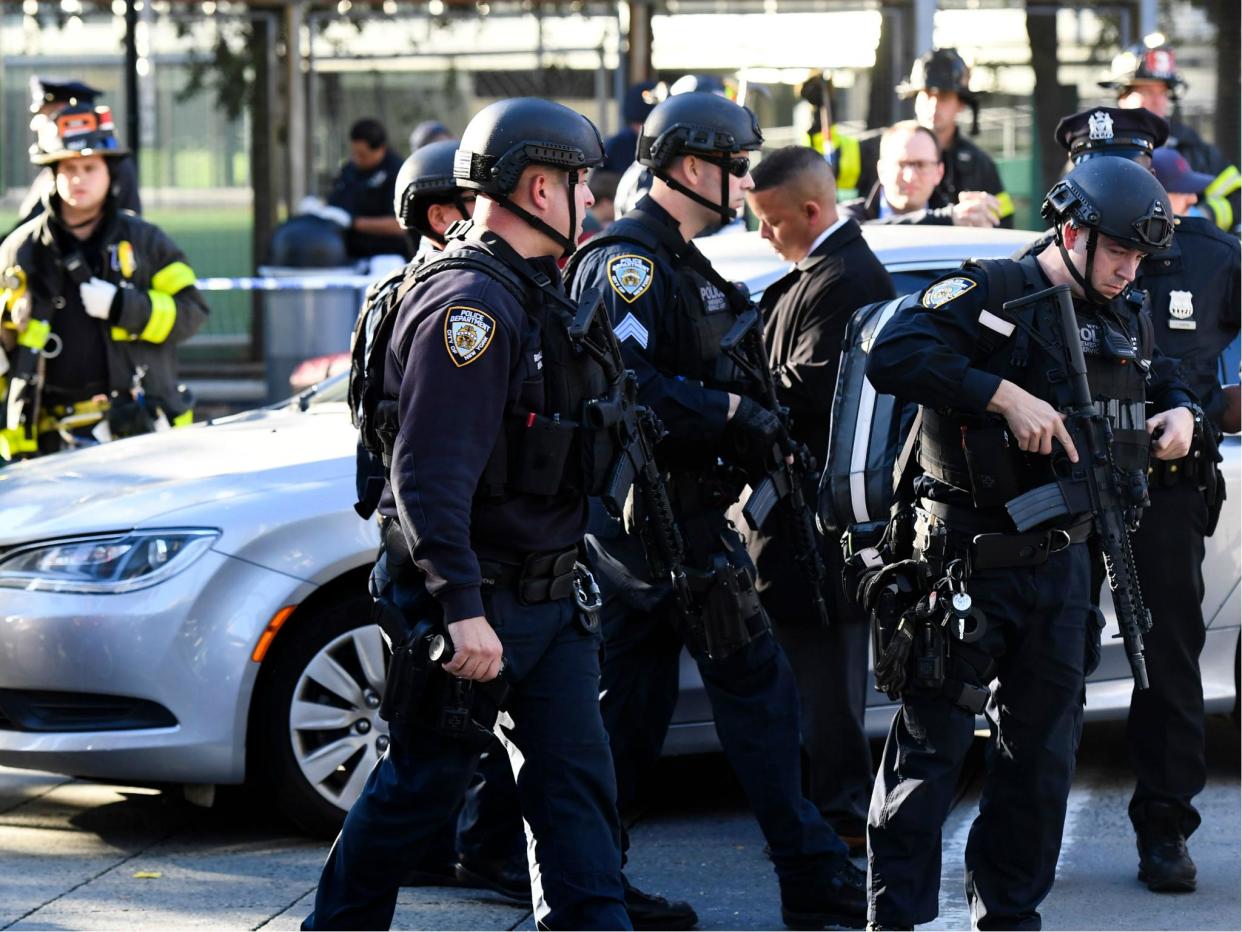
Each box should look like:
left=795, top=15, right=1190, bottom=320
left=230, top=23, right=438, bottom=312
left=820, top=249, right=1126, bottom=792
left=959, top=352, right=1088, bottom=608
left=720, top=306, right=832, bottom=628
left=1002, top=284, right=1153, bottom=689
left=569, top=289, right=694, bottom=616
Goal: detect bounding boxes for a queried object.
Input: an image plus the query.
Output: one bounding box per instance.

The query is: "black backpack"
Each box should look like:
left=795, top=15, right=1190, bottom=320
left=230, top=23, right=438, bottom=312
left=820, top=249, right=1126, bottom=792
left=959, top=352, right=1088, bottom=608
left=817, top=259, right=1032, bottom=545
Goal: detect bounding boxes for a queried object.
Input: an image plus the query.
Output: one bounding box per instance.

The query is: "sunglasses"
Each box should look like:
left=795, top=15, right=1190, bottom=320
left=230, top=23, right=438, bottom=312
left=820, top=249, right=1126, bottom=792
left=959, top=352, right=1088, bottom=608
left=709, top=155, right=752, bottom=178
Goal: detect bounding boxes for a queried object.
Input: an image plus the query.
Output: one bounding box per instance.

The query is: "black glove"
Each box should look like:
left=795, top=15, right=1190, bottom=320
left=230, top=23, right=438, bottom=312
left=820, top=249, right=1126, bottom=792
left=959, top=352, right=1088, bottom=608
left=725, top=396, right=785, bottom=469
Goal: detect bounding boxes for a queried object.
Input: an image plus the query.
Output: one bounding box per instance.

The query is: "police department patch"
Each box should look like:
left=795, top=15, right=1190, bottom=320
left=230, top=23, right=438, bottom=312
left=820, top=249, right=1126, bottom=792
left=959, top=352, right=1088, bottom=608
left=444, top=306, right=496, bottom=367
left=606, top=254, right=654, bottom=304
left=921, top=277, right=977, bottom=309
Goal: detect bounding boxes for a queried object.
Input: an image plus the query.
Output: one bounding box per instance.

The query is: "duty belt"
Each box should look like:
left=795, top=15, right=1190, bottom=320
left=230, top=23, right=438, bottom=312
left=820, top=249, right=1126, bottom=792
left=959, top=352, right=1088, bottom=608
left=916, top=501, right=1093, bottom=571
left=478, top=546, right=582, bottom=605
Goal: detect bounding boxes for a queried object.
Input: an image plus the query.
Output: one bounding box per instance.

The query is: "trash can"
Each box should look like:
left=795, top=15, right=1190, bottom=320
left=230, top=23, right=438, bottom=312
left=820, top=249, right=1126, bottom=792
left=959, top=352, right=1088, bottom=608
left=258, top=265, right=364, bottom=403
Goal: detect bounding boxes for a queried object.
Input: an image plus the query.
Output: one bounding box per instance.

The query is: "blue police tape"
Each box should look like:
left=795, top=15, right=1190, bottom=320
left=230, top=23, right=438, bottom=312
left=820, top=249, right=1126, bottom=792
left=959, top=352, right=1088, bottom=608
left=194, top=275, right=379, bottom=291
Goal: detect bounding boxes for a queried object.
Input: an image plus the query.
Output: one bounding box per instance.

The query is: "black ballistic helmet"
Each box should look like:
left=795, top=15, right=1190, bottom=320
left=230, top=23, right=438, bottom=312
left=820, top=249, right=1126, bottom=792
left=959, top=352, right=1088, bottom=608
left=896, top=48, right=980, bottom=136
left=454, top=97, right=604, bottom=256
left=394, top=139, right=471, bottom=246
left=1041, top=156, right=1175, bottom=303
left=637, top=92, right=763, bottom=225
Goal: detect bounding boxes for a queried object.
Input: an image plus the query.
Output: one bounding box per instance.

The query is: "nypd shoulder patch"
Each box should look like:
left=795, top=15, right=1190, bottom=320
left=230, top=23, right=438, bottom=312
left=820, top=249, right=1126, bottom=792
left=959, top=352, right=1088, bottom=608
left=921, top=277, right=977, bottom=309
left=606, top=254, right=654, bottom=304
left=443, top=306, right=496, bottom=367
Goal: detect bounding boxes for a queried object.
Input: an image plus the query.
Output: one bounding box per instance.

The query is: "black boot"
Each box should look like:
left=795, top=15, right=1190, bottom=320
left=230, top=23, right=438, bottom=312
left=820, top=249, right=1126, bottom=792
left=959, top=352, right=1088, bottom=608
left=454, top=853, right=532, bottom=905
left=623, top=874, right=698, bottom=930
left=781, top=858, right=867, bottom=930
left=1137, top=825, right=1197, bottom=893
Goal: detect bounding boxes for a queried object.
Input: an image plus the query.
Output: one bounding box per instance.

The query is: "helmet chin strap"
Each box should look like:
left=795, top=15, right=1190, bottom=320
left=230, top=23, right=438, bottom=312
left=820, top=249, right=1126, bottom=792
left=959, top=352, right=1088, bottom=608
left=489, top=169, right=581, bottom=259
left=654, top=163, right=734, bottom=228
left=1055, top=223, right=1108, bottom=305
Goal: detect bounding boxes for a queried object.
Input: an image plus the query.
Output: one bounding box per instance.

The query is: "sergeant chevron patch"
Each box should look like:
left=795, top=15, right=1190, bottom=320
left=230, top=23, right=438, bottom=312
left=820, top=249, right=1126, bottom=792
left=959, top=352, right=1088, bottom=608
left=607, top=254, right=654, bottom=303
left=921, top=277, right=977, bottom=309
left=614, top=312, right=649, bottom=348
left=444, top=306, right=496, bottom=367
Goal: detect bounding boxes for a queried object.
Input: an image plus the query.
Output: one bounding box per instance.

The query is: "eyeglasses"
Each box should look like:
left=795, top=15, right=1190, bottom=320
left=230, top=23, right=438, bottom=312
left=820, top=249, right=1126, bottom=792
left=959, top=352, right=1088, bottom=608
left=890, top=159, right=940, bottom=174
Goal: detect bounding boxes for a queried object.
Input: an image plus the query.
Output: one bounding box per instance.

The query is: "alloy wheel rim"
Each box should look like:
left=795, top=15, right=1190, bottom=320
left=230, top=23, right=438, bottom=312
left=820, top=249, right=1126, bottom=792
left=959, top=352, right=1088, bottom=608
left=288, top=624, right=390, bottom=812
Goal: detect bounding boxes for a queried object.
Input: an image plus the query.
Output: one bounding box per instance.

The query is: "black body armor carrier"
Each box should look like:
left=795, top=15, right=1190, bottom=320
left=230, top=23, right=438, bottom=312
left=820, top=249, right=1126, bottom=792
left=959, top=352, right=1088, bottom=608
left=916, top=257, right=1154, bottom=512
left=349, top=228, right=623, bottom=518
left=568, top=207, right=749, bottom=390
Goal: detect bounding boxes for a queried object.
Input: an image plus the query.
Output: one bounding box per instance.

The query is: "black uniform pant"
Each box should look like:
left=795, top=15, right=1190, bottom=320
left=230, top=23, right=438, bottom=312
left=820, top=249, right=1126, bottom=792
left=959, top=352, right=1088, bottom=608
left=587, top=529, right=850, bottom=886
left=764, top=587, right=873, bottom=838
left=867, top=542, right=1092, bottom=931
left=1126, top=480, right=1209, bottom=838
left=304, top=574, right=629, bottom=931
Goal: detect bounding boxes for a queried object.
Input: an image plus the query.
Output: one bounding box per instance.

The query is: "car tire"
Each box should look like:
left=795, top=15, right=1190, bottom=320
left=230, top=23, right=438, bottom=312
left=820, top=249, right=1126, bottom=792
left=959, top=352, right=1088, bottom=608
left=251, top=590, right=390, bottom=838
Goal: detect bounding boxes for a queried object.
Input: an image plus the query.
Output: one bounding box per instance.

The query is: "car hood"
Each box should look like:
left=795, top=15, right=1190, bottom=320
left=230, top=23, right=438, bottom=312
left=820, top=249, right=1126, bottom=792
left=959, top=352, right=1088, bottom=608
left=0, top=404, right=355, bottom=546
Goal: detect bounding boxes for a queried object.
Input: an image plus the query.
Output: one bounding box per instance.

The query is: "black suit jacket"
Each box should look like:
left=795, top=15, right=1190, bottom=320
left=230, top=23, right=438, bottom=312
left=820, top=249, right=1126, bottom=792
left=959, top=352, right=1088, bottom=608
left=747, top=218, right=896, bottom=614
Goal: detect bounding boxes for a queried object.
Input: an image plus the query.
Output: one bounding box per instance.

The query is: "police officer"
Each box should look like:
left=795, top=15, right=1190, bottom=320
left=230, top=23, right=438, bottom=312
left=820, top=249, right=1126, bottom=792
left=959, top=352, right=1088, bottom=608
left=854, top=49, right=1015, bottom=228
left=0, top=103, right=206, bottom=461
left=1123, top=145, right=1239, bottom=893
left=1100, top=38, right=1241, bottom=233
left=798, top=71, right=864, bottom=201
left=306, top=98, right=630, bottom=930
left=1019, top=110, right=1240, bottom=894
left=15, top=77, right=142, bottom=230
left=319, top=118, right=411, bottom=261
left=864, top=157, right=1196, bottom=929
left=361, top=140, right=530, bottom=904
left=743, top=145, right=896, bottom=854
left=567, top=92, right=867, bottom=931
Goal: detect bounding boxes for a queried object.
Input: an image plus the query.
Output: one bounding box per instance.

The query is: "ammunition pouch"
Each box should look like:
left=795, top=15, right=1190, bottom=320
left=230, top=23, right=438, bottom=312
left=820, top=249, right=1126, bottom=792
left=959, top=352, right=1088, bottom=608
left=479, top=545, right=581, bottom=605
left=682, top=552, right=767, bottom=660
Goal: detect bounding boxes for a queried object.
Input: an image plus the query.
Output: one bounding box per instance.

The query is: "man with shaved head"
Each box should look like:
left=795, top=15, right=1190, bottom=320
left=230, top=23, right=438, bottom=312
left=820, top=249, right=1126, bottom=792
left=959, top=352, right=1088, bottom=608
left=744, top=145, right=894, bottom=852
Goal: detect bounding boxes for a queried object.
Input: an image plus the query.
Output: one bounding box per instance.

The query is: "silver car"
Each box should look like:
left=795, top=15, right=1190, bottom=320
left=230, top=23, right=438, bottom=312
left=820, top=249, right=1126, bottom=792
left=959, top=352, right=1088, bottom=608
left=0, top=225, right=1236, bottom=836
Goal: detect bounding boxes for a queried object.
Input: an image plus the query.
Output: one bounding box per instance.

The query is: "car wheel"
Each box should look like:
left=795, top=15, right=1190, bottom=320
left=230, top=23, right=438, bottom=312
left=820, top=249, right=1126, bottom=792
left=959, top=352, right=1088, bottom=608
left=252, top=591, right=390, bottom=837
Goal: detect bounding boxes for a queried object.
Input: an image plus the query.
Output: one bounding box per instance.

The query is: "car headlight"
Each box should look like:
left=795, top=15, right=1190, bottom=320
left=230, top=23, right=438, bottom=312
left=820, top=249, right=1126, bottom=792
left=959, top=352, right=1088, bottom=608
left=0, top=529, right=219, bottom=594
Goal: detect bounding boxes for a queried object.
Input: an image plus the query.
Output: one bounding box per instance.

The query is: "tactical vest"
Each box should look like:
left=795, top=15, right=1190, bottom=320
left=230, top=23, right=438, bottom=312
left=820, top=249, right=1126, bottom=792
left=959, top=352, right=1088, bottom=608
left=917, top=257, right=1154, bottom=506
left=349, top=234, right=620, bottom=518
left=567, top=207, right=749, bottom=392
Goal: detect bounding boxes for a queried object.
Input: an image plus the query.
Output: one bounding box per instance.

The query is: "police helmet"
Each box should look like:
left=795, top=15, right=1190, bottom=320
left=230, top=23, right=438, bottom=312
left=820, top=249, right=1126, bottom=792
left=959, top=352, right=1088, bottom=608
left=1098, top=38, right=1186, bottom=99
left=394, top=139, right=463, bottom=231
left=454, top=97, right=603, bottom=197
left=454, top=98, right=602, bottom=256
left=637, top=92, right=763, bottom=171
left=1041, top=156, right=1174, bottom=253
left=30, top=103, right=129, bottom=166
left=636, top=92, right=762, bottom=226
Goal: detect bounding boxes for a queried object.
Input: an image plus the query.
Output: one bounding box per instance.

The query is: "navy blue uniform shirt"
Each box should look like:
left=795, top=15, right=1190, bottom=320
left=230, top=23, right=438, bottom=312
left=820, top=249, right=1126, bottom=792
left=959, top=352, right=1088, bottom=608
left=378, top=241, right=587, bottom=623
left=867, top=261, right=1195, bottom=418
left=327, top=149, right=410, bottom=259
left=568, top=198, right=732, bottom=448
left=1137, top=215, right=1240, bottom=429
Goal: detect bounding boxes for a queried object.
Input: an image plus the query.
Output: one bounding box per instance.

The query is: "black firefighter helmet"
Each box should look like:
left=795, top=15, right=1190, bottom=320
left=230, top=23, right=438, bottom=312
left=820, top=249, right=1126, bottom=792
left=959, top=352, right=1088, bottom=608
left=1041, top=156, right=1174, bottom=302
left=31, top=103, right=129, bottom=166
left=637, top=91, right=763, bottom=225
left=897, top=48, right=980, bottom=135
left=454, top=97, right=603, bottom=257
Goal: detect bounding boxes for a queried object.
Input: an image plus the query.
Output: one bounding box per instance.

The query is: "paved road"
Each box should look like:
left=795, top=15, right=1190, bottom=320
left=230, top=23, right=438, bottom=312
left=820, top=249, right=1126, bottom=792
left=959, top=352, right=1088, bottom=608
left=0, top=717, right=1236, bottom=931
